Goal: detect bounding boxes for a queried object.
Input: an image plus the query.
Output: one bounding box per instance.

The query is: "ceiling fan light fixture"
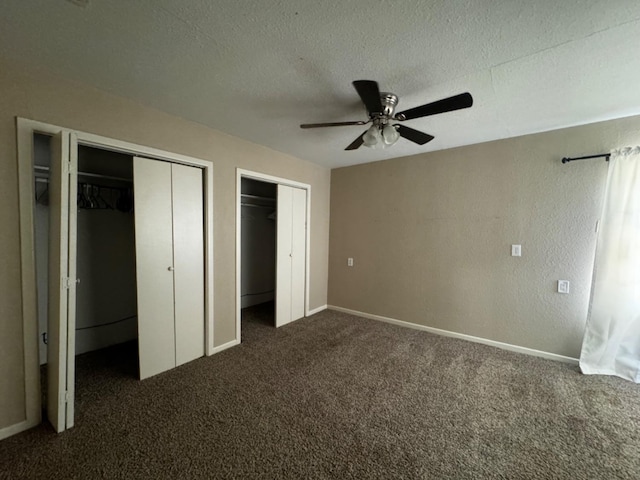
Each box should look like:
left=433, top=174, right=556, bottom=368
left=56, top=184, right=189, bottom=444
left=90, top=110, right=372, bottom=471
left=382, top=124, right=400, bottom=146
left=362, top=125, right=382, bottom=147
left=300, top=80, right=473, bottom=151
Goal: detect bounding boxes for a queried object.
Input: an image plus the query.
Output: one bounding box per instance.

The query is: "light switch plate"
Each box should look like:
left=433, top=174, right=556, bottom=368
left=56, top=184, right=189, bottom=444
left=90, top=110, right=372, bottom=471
left=511, top=244, right=522, bottom=257
left=558, top=280, right=570, bottom=293
left=347, top=257, right=354, bottom=267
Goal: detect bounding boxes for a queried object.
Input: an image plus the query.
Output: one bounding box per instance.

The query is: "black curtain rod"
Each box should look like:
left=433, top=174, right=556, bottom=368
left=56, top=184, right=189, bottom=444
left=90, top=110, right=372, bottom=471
left=561, top=153, right=610, bottom=164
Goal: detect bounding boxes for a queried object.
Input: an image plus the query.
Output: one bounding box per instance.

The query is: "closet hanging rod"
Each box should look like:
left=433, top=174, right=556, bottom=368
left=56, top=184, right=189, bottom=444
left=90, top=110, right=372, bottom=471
left=34, top=165, right=133, bottom=183
left=561, top=153, right=610, bottom=164
left=241, top=193, right=275, bottom=202
left=241, top=203, right=274, bottom=209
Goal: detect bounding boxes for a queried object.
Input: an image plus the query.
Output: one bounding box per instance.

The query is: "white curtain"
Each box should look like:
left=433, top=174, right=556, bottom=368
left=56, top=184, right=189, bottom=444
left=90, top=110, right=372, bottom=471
left=580, top=147, right=640, bottom=382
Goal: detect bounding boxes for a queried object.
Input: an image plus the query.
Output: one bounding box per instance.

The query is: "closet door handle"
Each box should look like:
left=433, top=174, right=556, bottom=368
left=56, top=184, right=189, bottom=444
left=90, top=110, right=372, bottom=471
left=168, top=266, right=174, bottom=271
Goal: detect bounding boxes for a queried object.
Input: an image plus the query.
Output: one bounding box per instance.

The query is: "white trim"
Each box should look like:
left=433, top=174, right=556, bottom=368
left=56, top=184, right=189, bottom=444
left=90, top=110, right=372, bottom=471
left=237, top=169, right=311, bottom=190
left=203, top=164, right=215, bottom=355
left=0, top=418, right=40, bottom=441
left=327, top=305, right=579, bottom=365
left=16, top=118, right=60, bottom=437
left=14, top=117, right=215, bottom=438
left=235, top=173, right=242, bottom=345
left=307, top=304, right=327, bottom=316
left=209, top=339, right=240, bottom=355
left=304, top=187, right=311, bottom=319
left=236, top=169, right=312, bottom=343
left=75, top=131, right=212, bottom=168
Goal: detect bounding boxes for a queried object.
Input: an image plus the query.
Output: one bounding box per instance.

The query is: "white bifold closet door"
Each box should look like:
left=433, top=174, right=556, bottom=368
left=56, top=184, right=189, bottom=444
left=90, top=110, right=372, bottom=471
left=134, top=157, right=204, bottom=380
left=47, top=131, right=77, bottom=433
left=275, top=185, right=306, bottom=327
left=172, top=165, right=205, bottom=367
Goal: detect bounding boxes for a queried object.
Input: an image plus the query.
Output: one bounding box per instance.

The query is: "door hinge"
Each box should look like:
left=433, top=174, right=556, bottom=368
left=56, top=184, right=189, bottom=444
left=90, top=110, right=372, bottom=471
left=62, top=277, right=79, bottom=289
left=64, top=391, right=70, bottom=403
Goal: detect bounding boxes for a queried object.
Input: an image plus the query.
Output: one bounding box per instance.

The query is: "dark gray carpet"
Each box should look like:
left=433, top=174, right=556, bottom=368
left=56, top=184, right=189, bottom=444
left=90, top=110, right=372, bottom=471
left=2, top=305, right=640, bottom=479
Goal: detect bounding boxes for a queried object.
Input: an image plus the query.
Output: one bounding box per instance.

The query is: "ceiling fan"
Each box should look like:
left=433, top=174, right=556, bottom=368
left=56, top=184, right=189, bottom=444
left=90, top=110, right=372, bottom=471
left=300, top=80, right=473, bottom=151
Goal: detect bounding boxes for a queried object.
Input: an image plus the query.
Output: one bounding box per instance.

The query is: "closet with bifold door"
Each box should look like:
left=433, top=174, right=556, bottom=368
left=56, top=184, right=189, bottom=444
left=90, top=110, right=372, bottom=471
left=134, top=157, right=205, bottom=380
left=38, top=135, right=208, bottom=433
left=239, top=176, right=307, bottom=332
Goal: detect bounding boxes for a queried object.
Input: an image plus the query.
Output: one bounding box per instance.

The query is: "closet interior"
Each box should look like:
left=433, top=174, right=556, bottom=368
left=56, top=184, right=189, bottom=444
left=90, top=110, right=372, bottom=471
left=241, top=178, right=277, bottom=327
left=31, top=128, right=208, bottom=432
left=34, top=134, right=138, bottom=409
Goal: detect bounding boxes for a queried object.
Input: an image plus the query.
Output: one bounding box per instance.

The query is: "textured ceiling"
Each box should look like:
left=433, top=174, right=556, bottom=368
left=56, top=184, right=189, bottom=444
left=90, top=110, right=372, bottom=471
left=2, top=1, right=640, bottom=168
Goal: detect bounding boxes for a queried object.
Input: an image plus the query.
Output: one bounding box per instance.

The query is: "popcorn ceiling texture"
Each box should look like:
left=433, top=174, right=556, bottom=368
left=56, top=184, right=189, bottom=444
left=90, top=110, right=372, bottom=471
left=1, top=1, right=640, bottom=167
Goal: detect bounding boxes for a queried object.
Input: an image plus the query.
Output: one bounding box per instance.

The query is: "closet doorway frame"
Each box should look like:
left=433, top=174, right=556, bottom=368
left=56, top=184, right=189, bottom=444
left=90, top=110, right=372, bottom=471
left=236, top=169, right=311, bottom=341
left=16, top=117, right=215, bottom=434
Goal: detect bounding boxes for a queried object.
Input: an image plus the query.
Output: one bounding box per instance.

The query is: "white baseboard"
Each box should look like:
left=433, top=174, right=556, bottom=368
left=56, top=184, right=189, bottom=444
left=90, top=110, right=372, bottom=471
left=0, top=418, right=40, bottom=441
left=209, top=339, right=240, bottom=355
left=307, top=304, right=328, bottom=316
left=327, top=305, right=579, bottom=365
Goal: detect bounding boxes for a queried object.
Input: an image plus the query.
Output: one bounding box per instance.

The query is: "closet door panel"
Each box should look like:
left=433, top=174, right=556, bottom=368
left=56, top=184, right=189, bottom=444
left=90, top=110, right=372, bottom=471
left=276, top=185, right=293, bottom=327
left=172, top=163, right=205, bottom=366
left=134, top=157, right=176, bottom=379
left=65, top=134, right=79, bottom=429
left=47, top=132, right=70, bottom=433
left=290, top=187, right=306, bottom=321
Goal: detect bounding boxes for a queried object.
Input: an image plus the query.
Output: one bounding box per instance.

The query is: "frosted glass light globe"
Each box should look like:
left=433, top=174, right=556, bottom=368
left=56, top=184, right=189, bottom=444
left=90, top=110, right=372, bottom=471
left=363, top=125, right=382, bottom=147
left=382, top=124, right=400, bottom=145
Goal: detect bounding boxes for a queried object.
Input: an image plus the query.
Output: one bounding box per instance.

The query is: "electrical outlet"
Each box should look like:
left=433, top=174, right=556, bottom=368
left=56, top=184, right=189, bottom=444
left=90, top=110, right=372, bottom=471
left=347, top=257, right=354, bottom=267
left=558, top=280, right=570, bottom=294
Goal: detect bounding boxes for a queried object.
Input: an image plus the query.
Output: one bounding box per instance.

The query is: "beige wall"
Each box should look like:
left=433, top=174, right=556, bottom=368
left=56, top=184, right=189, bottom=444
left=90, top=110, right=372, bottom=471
left=329, top=115, right=640, bottom=359
left=0, top=57, right=330, bottom=430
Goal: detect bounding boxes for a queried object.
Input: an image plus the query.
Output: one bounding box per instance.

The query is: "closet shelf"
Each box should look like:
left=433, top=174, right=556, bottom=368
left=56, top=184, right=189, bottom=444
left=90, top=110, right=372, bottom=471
left=241, top=203, right=274, bottom=209
left=241, top=193, right=275, bottom=203
left=34, top=165, right=132, bottom=183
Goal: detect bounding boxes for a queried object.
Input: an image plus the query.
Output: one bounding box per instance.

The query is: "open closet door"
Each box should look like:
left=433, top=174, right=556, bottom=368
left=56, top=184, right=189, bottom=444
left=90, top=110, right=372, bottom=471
left=134, top=158, right=205, bottom=378
left=290, top=187, right=306, bottom=321
left=134, top=157, right=176, bottom=379
left=276, top=185, right=293, bottom=327
left=276, top=185, right=307, bottom=327
left=172, top=164, right=205, bottom=366
left=47, top=131, right=75, bottom=432
left=65, top=134, right=79, bottom=429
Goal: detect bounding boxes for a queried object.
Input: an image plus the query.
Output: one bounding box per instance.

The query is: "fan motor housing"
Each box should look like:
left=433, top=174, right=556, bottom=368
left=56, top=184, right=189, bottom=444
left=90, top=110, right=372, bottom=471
left=378, top=92, right=398, bottom=118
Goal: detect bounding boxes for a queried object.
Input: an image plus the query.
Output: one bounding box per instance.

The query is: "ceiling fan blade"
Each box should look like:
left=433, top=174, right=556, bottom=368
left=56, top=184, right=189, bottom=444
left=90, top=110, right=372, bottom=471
left=395, top=92, right=473, bottom=121
left=345, top=132, right=366, bottom=150
left=353, top=80, right=383, bottom=115
left=300, top=120, right=367, bottom=129
left=396, top=124, right=434, bottom=145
